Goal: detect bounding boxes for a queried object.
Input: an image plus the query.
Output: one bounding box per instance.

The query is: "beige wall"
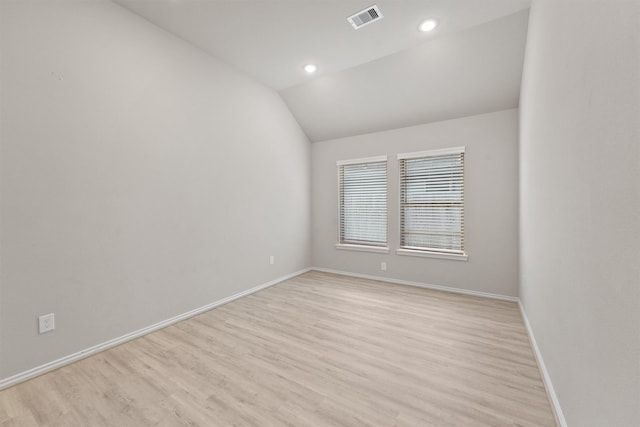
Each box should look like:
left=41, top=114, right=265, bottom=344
left=0, top=0, right=310, bottom=380
left=520, top=0, right=640, bottom=425
left=311, top=109, right=519, bottom=297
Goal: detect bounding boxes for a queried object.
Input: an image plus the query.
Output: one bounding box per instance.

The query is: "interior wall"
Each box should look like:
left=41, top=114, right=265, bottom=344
left=519, top=0, right=640, bottom=425
left=0, top=0, right=310, bottom=380
left=311, top=109, right=519, bottom=297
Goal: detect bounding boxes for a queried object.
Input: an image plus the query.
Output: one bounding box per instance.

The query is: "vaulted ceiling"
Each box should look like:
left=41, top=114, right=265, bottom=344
left=115, top=0, right=530, bottom=141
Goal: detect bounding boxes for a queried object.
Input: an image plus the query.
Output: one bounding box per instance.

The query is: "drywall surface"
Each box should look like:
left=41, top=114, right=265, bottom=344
left=281, top=11, right=529, bottom=142
left=520, top=0, right=640, bottom=425
left=0, top=0, right=310, bottom=379
left=311, top=109, right=519, bottom=297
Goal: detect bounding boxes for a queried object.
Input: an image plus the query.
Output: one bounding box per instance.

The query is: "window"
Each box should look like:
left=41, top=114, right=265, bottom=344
left=398, top=147, right=466, bottom=259
left=337, top=156, right=388, bottom=252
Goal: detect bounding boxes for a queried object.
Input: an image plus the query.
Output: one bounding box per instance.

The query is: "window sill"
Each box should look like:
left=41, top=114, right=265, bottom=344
left=396, top=248, right=468, bottom=261
left=336, top=244, right=390, bottom=254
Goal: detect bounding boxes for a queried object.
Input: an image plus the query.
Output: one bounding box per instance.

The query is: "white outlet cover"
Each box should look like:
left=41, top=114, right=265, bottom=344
left=381, top=262, right=387, bottom=271
left=39, top=313, right=55, bottom=333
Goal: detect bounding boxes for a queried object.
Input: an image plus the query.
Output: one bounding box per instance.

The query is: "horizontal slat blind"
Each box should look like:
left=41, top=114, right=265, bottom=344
left=399, top=150, right=465, bottom=254
left=339, top=160, right=387, bottom=246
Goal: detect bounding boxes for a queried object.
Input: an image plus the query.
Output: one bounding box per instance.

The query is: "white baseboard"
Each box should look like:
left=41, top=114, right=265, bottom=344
left=518, top=302, right=568, bottom=427
left=311, top=267, right=519, bottom=302
left=0, top=268, right=311, bottom=390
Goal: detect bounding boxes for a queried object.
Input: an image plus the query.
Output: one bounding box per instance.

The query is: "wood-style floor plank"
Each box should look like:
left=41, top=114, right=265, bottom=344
left=0, top=271, right=556, bottom=426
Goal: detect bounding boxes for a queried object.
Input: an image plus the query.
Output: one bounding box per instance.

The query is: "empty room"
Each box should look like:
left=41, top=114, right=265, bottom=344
left=0, top=0, right=638, bottom=426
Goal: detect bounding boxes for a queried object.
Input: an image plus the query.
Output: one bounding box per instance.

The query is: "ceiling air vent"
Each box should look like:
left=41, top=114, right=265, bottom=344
left=347, top=5, right=383, bottom=30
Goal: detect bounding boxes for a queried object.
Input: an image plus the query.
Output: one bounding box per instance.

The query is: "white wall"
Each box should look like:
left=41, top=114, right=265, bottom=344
left=312, top=109, right=519, bottom=297
left=520, top=0, right=640, bottom=425
left=0, top=0, right=310, bottom=380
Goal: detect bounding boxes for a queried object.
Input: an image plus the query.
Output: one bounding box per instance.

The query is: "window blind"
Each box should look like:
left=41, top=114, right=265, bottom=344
left=338, top=157, right=387, bottom=247
left=399, top=148, right=465, bottom=255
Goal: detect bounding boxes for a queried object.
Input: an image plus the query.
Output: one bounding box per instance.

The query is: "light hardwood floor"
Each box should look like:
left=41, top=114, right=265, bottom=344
left=0, top=271, right=556, bottom=426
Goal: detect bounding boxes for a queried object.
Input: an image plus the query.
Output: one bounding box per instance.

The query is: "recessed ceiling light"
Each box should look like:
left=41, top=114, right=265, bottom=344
left=419, top=19, right=438, bottom=32
left=304, top=64, right=317, bottom=74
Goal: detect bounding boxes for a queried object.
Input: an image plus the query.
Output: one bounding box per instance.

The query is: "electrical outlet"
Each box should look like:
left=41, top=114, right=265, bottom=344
left=381, top=261, right=387, bottom=271
left=38, top=313, right=55, bottom=334
left=269, top=255, right=275, bottom=265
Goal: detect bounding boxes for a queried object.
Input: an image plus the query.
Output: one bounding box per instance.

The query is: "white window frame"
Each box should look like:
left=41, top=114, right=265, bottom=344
left=396, top=147, right=467, bottom=261
left=336, top=155, right=389, bottom=254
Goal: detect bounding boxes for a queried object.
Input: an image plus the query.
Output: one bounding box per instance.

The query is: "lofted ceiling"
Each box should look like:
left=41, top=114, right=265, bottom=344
left=114, top=0, right=531, bottom=141
left=281, top=10, right=529, bottom=141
